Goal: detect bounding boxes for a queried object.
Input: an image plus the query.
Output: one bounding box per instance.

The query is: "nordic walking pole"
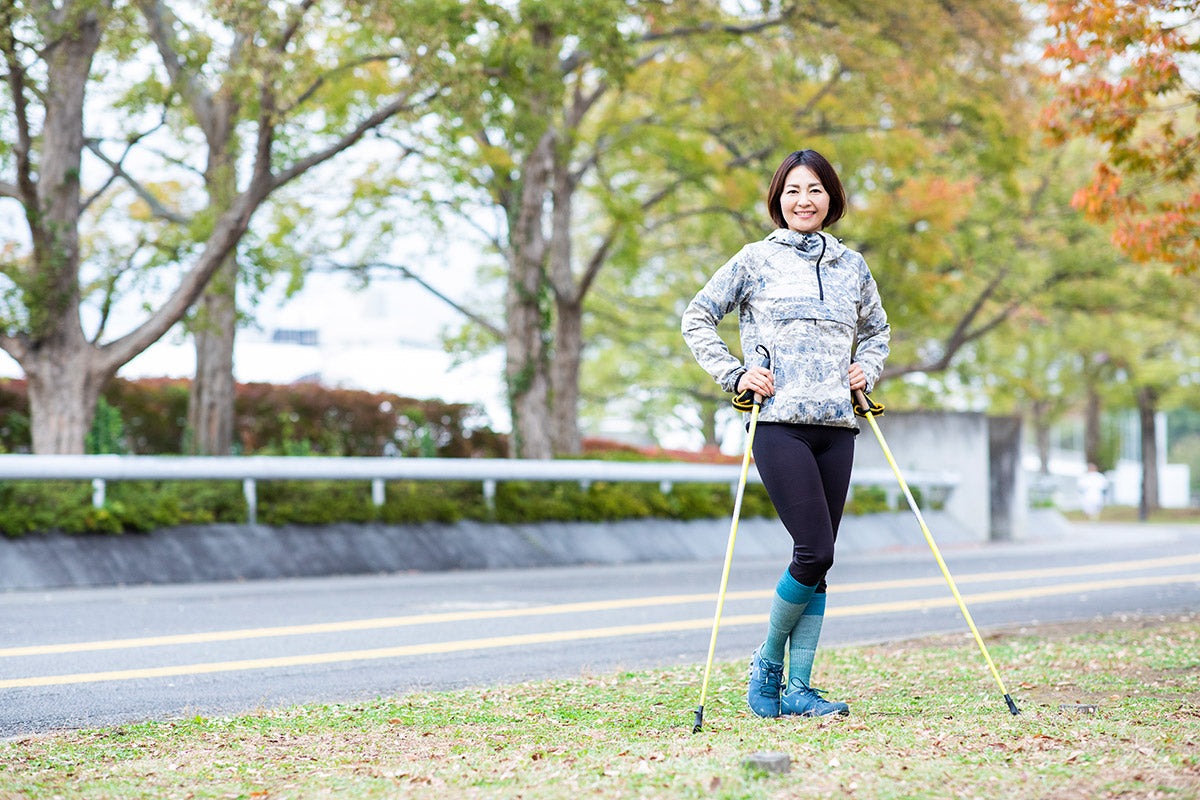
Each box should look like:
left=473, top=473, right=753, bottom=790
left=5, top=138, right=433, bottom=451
left=693, top=390, right=763, bottom=734
left=853, top=389, right=1021, bottom=716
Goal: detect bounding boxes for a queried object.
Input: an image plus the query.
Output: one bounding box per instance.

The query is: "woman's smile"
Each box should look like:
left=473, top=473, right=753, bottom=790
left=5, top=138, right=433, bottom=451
left=781, top=165, right=830, bottom=233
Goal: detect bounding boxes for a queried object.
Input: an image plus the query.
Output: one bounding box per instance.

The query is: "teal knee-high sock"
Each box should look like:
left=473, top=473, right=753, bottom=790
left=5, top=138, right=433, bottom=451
left=787, top=591, right=826, bottom=690
left=762, top=571, right=817, bottom=664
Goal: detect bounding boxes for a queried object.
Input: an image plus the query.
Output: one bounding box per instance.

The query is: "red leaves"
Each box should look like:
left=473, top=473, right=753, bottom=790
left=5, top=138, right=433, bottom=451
left=1042, top=0, right=1200, bottom=271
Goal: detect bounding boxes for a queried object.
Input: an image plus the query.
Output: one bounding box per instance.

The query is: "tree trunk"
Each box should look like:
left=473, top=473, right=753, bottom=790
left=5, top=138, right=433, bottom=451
left=11, top=2, right=109, bottom=454
left=551, top=296, right=583, bottom=455
left=504, top=191, right=553, bottom=459
left=187, top=125, right=240, bottom=455
left=1084, top=384, right=1102, bottom=467
left=505, top=256, right=553, bottom=458
left=1137, top=385, right=1160, bottom=521
left=547, top=144, right=582, bottom=456
left=23, top=331, right=114, bottom=454
left=1031, top=399, right=1051, bottom=473
left=187, top=255, right=238, bottom=454
left=503, top=76, right=555, bottom=459
left=700, top=400, right=720, bottom=449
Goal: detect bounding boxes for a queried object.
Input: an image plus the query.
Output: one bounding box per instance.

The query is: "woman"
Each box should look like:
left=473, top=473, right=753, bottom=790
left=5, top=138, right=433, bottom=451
left=681, top=149, right=890, bottom=718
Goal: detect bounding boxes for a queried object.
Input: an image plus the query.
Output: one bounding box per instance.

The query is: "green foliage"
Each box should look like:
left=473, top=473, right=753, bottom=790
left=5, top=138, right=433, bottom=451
left=85, top=397, right=126, bottom=455
left=846, top=485, right=889, bottom=515
left=0, top=475, right=780, bottom=537
left=0, top=378, right=506, bottom=458
left=0, top=480, right=246, bottom=537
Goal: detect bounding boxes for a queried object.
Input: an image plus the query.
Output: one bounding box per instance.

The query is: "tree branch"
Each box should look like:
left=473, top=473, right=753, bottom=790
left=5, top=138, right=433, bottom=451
left=338, top=261, right=503, bottom=338
left=558, top=6, right=801, bottom=75
left=277, top=0, right=317, bottom=53
left=137, top=0, right=218, bottom=137
left=96, top=188, right=264, bottom=372
left=89, top=240, right=146, bottom=345
left=1, top=10, right=38, bottom=216
left=269, top=88, right=439, bottom=191
left=282, top=51, right=412, bottom=116
left=84, top=139, right=192, bottom=224
left=881, top=269, right=1014, bottom=379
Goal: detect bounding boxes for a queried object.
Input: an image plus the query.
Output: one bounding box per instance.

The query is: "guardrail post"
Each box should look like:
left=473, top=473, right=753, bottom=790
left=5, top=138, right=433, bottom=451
left=483, top=479, right=496, bottom=511
left=91, top=479, right=105, bottom=509
left=659, top=480, right=672, bottom=494
left=243, top=478, right=257, bottom=524
left=372, top=478, right=385, bottom=507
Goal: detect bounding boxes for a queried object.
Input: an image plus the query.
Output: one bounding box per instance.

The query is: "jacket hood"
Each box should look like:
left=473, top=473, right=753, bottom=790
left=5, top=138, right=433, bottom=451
left=765, top=228, right=847, bottom=260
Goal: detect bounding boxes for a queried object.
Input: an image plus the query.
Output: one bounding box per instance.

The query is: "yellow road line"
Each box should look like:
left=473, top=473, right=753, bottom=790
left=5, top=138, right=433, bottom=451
left=2, top=572, right=1196, bottom=689
left=4, top=552, right=1199, bottom=658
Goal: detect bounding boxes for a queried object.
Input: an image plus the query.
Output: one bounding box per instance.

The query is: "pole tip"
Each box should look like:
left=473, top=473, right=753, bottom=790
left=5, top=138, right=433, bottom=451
left=692, top=705, right=704, bottom=734
left=1004, top=694, right=1021, bottom=715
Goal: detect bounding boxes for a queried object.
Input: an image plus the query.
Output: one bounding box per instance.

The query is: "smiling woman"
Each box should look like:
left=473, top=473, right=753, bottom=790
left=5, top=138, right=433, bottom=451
left=681, top=148, right=890, bottom=720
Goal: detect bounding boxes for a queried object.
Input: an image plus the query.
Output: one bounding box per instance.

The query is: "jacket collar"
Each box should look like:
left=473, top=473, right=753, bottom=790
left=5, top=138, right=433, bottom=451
left=766, top=228, right=845, bottom=259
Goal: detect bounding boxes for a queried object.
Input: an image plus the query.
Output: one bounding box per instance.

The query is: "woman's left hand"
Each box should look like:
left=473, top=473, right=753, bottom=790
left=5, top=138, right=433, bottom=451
left=848, top=362, right=866, bottom=392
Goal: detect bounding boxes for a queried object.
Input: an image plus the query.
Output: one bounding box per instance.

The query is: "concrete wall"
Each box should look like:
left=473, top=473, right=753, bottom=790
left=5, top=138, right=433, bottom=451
left=851, top=411, right=996, bottom=542
left=1, top=511, right=1012, bottom=591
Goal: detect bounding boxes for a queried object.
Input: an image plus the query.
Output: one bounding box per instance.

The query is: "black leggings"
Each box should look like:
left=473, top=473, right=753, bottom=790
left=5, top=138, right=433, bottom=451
left=752, top=423, right=856, bottom=591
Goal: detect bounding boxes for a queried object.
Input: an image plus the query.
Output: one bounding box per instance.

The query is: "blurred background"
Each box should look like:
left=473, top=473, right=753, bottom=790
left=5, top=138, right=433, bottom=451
left=1, top=0, right=1197, bottom=526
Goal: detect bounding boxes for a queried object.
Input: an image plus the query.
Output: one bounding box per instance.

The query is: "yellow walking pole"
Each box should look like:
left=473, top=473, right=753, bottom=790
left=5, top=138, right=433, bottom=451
left=854, top=390, right=1021, bottom=715
left=693, top=397, right=762, bottom=733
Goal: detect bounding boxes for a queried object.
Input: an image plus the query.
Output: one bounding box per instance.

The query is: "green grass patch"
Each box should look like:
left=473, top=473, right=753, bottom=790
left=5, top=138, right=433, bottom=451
left=2, top=615, right=1198, bottom=799
left=1062, top=505, right=1200, bottom=525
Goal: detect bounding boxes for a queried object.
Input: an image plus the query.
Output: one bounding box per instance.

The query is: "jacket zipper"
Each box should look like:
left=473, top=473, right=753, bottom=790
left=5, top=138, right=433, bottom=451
left=813, top=236, right=828, bottom=301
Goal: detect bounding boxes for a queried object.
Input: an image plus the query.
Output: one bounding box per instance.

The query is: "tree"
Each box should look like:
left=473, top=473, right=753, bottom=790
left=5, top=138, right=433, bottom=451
left=1042, top=0, right=1200, bottom=271
left=426, top=0, right=789, bottom=458
left=431, top=0, right=1031, bottom=456
left=0, top=0, right=470, bottom=453
left=580, top=0, right=1036, bottom=444
left=964, top=138, right=1129, bottom=471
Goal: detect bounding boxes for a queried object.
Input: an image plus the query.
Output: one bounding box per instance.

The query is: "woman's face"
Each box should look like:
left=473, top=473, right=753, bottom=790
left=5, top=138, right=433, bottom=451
left=780, top=165, right=829, bottom=234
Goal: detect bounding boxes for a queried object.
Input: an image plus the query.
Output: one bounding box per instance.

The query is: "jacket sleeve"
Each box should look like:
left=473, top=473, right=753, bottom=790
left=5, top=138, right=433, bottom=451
left=681, top=248, right=751, bottom=393
left=853, top=255, right=890, bottom=395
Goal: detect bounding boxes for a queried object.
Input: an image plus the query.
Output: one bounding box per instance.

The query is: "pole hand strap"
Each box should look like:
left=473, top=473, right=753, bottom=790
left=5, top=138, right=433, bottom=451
left=731, top=345, right=772, bottom=411
left=853, top=391, right=884, bottom=418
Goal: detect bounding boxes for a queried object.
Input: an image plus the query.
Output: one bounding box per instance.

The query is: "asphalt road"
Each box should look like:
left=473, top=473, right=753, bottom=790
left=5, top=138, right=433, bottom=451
left=2, top=521, right=1198, bottom=737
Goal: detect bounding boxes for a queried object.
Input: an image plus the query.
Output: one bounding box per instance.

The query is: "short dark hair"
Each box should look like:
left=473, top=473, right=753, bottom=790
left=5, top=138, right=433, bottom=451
left=766, top=149, right=847, bottom=230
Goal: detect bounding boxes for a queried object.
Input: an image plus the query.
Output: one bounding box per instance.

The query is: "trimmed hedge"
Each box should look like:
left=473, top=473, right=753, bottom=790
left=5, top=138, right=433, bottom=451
left=0, top=377, right=506, bottom=457
left=0, top=473, right=940, bottom=537
left=0, top=478, right=778, bottom=537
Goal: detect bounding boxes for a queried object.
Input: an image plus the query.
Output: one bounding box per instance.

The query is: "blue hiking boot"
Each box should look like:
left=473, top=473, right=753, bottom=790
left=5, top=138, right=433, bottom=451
left=746, top=646, right=785, bottom=718
left=781, top=680, right=850, bottom=717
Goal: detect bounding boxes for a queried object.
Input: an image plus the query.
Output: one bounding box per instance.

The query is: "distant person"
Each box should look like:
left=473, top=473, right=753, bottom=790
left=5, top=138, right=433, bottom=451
left=1078, top=463, right=1108, bottom=521
left=681, top=149, right=890, bottom=718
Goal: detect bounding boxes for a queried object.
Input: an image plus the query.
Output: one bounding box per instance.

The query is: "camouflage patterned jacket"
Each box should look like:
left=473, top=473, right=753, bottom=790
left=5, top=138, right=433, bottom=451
left=681, top=228, right=890, bottom=430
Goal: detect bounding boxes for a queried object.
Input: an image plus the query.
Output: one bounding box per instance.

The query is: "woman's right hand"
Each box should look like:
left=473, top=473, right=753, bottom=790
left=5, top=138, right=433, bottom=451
left=737, top=366, right=775, bottom=398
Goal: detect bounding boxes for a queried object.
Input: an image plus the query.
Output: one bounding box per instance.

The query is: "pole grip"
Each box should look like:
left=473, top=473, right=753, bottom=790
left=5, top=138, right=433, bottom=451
left=853, top=388, right=869, bottom=409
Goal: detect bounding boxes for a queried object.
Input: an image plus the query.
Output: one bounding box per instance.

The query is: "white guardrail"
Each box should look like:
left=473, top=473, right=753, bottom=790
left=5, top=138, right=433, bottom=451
left=0, top=454, right=960, bottom=524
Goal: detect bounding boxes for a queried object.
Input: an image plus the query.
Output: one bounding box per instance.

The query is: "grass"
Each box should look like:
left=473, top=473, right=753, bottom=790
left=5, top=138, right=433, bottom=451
left=1061, top=505, right=1200, bottom=525
left=2, top=614, right=1198, bottom=799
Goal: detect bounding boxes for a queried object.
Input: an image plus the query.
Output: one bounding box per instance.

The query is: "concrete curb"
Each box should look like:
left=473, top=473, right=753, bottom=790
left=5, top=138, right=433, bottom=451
left=0, top=510, right=1072, bottom=591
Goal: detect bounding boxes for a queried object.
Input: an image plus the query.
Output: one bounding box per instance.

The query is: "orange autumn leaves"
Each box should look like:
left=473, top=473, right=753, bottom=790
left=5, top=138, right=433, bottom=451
left=1041, top=0, right=1199, bottom=271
